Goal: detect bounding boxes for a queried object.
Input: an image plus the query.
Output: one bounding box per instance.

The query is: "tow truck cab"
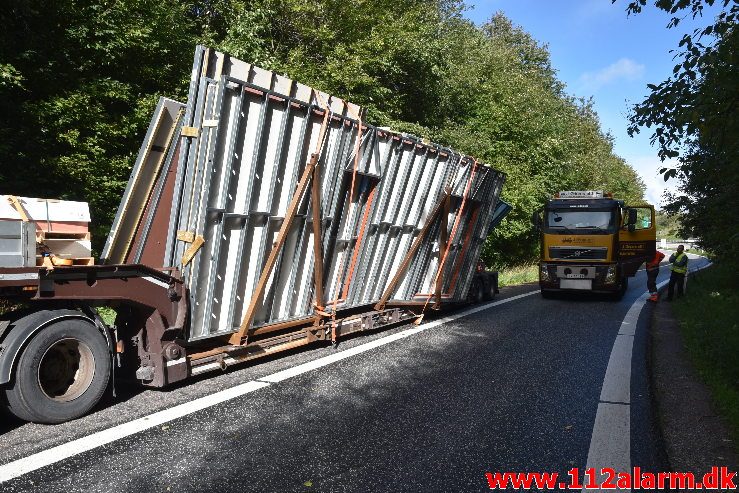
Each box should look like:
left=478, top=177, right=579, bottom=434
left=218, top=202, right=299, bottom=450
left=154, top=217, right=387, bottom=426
left=536, top=191, right=656, bottom=298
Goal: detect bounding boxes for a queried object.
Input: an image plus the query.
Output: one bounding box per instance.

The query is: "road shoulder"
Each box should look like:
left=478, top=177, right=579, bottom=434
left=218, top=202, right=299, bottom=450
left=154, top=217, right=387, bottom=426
left=649, top=297, right=739, bottom=473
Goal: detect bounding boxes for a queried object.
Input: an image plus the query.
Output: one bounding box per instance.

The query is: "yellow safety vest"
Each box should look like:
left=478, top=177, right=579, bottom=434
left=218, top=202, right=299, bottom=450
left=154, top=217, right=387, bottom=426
left=670, top=253, right=688, bottom=274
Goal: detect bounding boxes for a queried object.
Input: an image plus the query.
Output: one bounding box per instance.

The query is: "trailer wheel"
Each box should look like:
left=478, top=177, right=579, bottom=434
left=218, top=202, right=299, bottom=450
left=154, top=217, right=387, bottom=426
left=467, top=279, right=483, bottom=303
left=480, top=274, right=496, bottom=301
left=4, top=319, right=110, bottom=424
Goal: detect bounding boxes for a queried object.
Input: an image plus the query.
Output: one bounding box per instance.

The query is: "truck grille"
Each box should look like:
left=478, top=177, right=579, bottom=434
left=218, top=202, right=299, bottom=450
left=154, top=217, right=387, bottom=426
left=549, top=247, right=608, bottom=260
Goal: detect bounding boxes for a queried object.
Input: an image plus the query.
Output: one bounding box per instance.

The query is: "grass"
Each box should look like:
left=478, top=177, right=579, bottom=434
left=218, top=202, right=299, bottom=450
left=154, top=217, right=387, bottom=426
left=686, top=247, right=711, bottom=257
left=498, top=263, right=539, bottom=287
left=672, top=262, right=739, bottom=449
left=96, top=306, right=117, bottom=326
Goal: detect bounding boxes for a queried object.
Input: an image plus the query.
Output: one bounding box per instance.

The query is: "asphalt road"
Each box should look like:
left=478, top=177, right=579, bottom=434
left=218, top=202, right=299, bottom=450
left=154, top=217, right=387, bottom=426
left=0, top=255, right=710, bottom=492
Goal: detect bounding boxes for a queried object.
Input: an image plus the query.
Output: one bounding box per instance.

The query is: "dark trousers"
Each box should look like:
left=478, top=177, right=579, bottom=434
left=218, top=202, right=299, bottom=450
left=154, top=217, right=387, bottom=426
left=646, top=268, right=659, bottom=293
left=667, top=271, right=685, bottom=300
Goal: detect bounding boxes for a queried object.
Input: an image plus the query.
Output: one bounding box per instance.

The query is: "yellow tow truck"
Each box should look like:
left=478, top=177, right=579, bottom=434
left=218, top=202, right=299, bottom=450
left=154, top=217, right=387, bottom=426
left=533, top=191, right=656, bottom=299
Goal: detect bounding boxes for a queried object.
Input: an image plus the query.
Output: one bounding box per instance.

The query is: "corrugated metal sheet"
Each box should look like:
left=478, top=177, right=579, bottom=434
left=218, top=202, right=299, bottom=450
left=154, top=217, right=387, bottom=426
left=110, top=46, right=506, bottom=342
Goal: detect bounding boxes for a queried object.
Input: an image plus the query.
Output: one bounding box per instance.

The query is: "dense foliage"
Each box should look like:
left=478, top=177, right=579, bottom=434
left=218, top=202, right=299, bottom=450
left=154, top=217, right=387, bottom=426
left=655, top=211, right=684, bottom=240
left=620, top=0, right=738, bottom=261
left=1, top=1, right=645, bottom=266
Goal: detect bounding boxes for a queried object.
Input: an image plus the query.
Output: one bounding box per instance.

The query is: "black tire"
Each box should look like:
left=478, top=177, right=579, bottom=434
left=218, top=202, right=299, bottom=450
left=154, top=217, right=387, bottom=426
left=488, top=273, right=498, bottom=300
left=541, top=290, right=555, bottom=299
left=4, top=319, right=111, bottom=424
left=486, top=281, right=496, bottom=301
left=482, top=275, right=496, bottom=301
left=613, top=276, right=629, bottom=300
left=468, top=279, right=484, bottom=303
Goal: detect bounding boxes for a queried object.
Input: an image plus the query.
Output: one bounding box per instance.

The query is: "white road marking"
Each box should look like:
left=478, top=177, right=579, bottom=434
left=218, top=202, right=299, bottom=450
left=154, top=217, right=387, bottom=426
left=261, top=290, right=538, bottom=383
left=259, top=328, right=425, bottom=383
left=583, top=255, right=711, bottom=491
left=0, top=289, right=539, bottom=484
left=0, top=380, right=270, bottom=483
left=584, top=403, right=631, bottom=492
left=599, top=335, right=634, bottom=405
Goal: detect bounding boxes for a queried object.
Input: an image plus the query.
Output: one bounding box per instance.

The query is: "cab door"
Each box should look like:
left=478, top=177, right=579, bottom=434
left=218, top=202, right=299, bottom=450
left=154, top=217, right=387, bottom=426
left=618, top=205, right=657, bottom=276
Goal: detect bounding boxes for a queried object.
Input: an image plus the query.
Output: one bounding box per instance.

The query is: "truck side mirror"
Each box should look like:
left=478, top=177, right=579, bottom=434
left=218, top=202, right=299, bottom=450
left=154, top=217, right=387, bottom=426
left=627, top=208, right=637, bottom=226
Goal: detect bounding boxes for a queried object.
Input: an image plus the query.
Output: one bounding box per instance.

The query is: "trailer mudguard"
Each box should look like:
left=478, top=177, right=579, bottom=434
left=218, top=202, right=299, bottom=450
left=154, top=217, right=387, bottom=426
left=0, top=309, right=100, bottom=385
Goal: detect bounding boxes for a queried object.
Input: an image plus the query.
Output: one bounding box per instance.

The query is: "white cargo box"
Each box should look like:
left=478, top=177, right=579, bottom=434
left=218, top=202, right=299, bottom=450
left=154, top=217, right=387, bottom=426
left=0, top=196, right=90, bottom=234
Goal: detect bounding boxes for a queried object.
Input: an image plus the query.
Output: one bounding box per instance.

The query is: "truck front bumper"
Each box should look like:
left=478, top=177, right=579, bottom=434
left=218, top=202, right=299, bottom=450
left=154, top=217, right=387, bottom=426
left=538, top=262, right=620, bottom=293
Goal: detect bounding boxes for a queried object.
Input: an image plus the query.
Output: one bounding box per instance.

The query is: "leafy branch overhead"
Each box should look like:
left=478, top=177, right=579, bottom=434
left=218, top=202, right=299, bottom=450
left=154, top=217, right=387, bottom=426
left=618, top=0, right=738, bottom=259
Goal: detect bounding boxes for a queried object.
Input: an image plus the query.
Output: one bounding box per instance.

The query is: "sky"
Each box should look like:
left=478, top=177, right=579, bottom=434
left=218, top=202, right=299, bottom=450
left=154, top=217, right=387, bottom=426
left=464, top=0, right=722, bottom=209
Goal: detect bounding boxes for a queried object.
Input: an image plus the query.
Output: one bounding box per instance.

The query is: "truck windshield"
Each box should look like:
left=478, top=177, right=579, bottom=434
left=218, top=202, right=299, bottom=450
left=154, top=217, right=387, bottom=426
left=545, top=210, right=616, bottom=234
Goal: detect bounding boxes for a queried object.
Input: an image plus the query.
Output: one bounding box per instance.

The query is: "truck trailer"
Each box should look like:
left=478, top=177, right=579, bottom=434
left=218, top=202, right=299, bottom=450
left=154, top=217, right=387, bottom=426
left=0, top=46, right=509, bottom=424
left=534, top=190, right=656, bottom=298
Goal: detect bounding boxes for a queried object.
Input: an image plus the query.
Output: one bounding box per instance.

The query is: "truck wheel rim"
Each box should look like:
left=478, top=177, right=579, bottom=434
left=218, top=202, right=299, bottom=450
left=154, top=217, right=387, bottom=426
left=37, top=338, right=96, bottom=402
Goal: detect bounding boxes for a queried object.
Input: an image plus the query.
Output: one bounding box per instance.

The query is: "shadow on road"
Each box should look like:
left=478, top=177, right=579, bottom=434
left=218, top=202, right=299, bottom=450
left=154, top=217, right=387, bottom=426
left=0, top=409, right=24, bottom=435
left=539, top=291, right=627, bottom=302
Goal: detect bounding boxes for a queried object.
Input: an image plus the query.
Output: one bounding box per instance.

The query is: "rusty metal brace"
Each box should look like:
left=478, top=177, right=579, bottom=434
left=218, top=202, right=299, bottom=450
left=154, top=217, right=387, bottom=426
left=416, top=159, right=479, bottom=324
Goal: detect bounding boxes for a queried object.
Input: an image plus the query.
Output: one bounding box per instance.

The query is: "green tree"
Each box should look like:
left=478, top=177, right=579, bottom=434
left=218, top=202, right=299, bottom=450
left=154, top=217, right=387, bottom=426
left=431, top=14, right=645, bottom=265
left=619, top=0, right=738, bottom=259
left=0, top=1, right=201, bottom=246
left=0, top=1, right=646, bottom=267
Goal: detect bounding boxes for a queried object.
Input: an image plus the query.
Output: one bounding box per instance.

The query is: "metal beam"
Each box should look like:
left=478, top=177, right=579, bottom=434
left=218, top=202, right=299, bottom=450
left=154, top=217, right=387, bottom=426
left=229, top=105, right=332, bottom=345
left=311, top=150, right=325, bottom=314
left=374, top=191, right=449, bottom=311
left=435, top=194, right=451, bottom=309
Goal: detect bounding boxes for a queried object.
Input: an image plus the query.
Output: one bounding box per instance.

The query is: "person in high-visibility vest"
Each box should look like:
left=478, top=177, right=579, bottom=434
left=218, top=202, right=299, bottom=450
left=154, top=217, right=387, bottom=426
left=667, top=244, right=688, bottom=301
left=646, top=249, right=665, bottom=302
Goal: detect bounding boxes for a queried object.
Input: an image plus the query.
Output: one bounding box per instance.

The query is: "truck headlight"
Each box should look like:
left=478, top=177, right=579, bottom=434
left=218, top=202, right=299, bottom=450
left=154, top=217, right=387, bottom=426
left=604, top=264, right=617, bottom=283
left=540, top=263, right=551, bottom=282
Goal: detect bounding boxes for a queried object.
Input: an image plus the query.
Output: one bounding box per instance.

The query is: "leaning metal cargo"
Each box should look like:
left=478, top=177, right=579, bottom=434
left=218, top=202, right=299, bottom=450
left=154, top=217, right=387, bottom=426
left=0, top=46, right=507, bottom=423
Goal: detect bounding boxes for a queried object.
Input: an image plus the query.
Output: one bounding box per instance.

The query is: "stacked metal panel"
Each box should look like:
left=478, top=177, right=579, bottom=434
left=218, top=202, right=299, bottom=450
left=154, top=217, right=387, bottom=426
left=102, top=98, right=185, bottom=265
left=113, top=46, right=505, bottom=341
left=0, top=221, right=35, bottom=268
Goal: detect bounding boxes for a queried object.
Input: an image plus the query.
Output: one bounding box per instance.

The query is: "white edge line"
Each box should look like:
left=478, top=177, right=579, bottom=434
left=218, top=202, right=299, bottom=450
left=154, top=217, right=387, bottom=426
left=0, top=380, right=270, bottom=483
left=260, top=290, right=540, bottom=383
left=0, top=288, right=539, bottom=483
left=584, top=255, right=712, bottom=485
